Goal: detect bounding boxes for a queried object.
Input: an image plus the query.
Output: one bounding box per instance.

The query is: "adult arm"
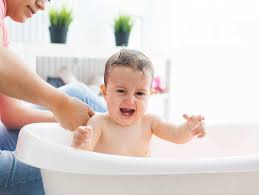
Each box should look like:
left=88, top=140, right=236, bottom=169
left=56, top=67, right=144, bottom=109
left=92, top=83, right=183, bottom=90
left=0, top=95, right=55, bottom=129
left=0, top=46, right=94, bottom=130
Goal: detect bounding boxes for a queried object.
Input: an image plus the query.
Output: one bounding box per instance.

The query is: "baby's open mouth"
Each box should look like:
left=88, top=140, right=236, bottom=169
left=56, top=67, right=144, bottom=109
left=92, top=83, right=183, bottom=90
left=120, top=108, right=135, bottom=117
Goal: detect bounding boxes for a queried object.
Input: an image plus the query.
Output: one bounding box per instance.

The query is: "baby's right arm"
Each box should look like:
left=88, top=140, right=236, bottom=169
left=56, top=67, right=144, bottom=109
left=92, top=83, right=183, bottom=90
left=72, top=126, right=93, bottom=150
left=71, top=114, right=104, bottom=151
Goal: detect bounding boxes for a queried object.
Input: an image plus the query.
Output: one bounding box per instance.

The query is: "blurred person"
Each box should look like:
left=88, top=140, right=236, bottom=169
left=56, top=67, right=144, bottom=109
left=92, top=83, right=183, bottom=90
left=0, top=0, right=106, bottom=194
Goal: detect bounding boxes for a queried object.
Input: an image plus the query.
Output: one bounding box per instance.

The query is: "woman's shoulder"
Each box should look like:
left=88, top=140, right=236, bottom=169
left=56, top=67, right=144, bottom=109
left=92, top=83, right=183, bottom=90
left=0, top=0, right=8, bottom=47
left=0, top=0, right=6, bottom=20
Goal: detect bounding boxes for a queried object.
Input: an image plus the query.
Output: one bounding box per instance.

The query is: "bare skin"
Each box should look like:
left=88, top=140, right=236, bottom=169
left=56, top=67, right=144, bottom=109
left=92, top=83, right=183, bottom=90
left=0, top=0, right=94, bottom=130
left=72, top=67, right=206, bottom=157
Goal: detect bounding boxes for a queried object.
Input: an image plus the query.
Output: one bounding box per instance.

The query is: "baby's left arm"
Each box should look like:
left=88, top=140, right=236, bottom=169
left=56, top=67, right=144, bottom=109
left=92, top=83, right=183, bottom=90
left=149, top=113, right=206, bottom=144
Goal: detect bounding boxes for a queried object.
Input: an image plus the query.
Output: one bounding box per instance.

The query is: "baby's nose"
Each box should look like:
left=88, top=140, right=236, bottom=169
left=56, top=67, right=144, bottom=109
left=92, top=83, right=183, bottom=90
left=124, top=95, right=135, bottom=105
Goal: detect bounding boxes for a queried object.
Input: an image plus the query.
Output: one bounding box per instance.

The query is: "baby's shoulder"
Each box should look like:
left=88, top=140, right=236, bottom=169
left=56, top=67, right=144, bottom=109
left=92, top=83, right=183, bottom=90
left=87, top=113, right=109, bottom=127
left=142, top=113, right=162, bottom=124
left=143, top=113, right=161, bottom=120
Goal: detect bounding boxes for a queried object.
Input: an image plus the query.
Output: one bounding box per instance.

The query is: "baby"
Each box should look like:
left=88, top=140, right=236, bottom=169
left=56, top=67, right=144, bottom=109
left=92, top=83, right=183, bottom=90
left=72, top=49, right=206, bottom=157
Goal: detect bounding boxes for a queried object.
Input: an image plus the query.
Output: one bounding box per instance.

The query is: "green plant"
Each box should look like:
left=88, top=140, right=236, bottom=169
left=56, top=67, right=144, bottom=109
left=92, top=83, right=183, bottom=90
left=114, top=15, right=133, bottom=33
left=49, top=6, right=73, bottom=28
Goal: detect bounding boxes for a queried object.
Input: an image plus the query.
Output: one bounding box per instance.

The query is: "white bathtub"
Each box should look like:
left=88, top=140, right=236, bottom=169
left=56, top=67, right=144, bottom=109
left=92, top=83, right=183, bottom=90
left=15, top=122, right=259, bottom=195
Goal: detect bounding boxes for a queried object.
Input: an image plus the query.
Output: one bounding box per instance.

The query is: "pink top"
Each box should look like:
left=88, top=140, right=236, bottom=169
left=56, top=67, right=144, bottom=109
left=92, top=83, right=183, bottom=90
left=0, top=0, right=8, bottom=47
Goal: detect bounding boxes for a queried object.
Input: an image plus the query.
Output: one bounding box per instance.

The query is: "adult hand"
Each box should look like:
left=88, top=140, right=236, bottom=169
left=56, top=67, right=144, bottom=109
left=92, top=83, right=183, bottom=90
left=51, top=96, right=95, bottom=131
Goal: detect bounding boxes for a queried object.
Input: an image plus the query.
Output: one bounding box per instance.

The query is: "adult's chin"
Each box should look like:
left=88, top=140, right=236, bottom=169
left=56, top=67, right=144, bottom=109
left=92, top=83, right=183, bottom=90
left=10, top=15, right=28, bottom=23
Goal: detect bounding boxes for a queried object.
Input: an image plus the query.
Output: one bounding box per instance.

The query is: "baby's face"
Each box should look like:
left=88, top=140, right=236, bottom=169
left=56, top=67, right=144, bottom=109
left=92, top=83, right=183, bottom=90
left=101, top=67, right=152, bottom=126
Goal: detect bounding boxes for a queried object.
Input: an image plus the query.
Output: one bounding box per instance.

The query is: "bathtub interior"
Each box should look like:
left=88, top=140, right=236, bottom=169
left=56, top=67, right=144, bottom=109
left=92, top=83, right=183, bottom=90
left=21, top=122, right=259, bottom=159
left=151, top=124, right=259, bottom=158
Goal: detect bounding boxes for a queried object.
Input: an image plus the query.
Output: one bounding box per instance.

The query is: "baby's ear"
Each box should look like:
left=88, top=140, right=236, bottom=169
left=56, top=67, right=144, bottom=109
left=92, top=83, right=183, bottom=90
left=99, top=84, right=107, bottom=97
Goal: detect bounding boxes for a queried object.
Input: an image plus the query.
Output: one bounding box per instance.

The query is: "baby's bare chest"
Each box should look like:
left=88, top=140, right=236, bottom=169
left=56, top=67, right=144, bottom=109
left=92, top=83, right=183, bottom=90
left=95, top=124, right=152, bottom=156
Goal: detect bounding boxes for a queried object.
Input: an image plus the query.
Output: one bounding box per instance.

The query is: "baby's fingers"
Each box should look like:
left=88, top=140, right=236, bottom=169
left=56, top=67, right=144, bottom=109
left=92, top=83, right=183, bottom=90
left=197, top=130, right=206, bottom=138
left=191, top=115, right=205, bottom=122
left=77, top=126, right=92, bottom=137
left=183, top=114, right=191, bottom=121
left=191, top=122, right=204, bottom=133
left=72, top=126, right=92, bottom=147
left=191, top=122, right=206, bottom=138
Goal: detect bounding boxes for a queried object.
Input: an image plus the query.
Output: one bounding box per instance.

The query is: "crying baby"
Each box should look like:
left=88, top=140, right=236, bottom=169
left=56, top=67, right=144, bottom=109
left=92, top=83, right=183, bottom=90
left=71, top=49, right=206, bottom=157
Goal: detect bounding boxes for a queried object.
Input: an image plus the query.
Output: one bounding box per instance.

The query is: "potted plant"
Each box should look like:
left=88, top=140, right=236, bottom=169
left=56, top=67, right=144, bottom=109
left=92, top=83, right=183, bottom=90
left=48, top=6, right=73, bottom=43
left=114, top=15, right=133, bottom=46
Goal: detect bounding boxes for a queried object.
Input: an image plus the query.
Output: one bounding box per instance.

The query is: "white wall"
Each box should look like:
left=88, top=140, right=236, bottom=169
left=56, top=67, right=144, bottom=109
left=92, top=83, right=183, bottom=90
left=170, top=0, right=259, bottom=124
left=7, top=0, right=258, bottom=124
left=6, top=0, right=158, bottom=49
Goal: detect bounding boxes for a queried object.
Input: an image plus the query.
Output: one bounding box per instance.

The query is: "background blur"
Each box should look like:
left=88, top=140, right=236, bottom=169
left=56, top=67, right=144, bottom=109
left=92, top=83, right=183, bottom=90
left=6, top=0, right=259, bottom=125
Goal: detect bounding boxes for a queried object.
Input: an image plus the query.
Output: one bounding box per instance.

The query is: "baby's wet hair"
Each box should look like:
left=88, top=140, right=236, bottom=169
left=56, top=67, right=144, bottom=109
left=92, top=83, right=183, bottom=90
left=104, top=49, right=154, bottom=85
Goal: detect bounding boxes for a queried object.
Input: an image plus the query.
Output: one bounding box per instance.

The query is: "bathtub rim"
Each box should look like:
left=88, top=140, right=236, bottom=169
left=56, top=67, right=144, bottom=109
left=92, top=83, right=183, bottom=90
left=15, top=122, right=259, bottom=175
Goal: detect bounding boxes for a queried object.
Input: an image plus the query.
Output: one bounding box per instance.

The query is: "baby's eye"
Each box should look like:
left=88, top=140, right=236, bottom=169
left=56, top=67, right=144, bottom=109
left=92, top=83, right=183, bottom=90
left=116, top=89, right=125, bottom=93
left=136, top=92, right=146, bottom=96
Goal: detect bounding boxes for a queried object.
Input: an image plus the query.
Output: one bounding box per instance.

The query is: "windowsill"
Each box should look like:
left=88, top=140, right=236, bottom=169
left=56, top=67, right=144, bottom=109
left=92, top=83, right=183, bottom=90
left=13, top=42, right=168, bottom=60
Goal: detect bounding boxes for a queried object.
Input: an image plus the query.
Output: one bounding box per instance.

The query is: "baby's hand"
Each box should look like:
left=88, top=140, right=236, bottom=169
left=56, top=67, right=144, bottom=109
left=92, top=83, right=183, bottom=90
left=72, top=126, right=92, bottom=150
left=183, top=114, right=206, bottom=138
